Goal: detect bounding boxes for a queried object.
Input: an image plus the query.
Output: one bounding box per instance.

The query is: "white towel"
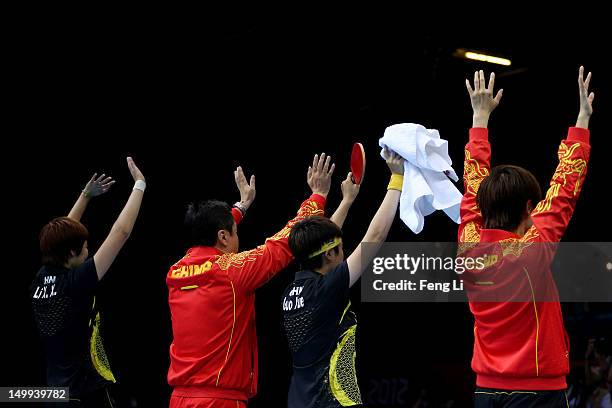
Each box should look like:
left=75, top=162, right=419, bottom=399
left=379, top=123, right=462, bottom=234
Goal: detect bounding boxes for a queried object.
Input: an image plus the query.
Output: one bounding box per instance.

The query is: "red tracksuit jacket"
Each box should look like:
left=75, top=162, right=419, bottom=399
left=166, top=194, right=326, bottom=401
left=458, top=127, right=590, bottom=390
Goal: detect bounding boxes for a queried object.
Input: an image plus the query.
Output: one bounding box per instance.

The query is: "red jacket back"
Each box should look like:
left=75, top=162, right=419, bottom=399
left=459, top=127, right=590, bottom=390
left=166, top=195, right=325, bottom=401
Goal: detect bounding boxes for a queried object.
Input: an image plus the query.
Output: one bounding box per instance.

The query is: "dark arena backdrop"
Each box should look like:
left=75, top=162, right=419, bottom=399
left=4, top=15, right=612, bottom=408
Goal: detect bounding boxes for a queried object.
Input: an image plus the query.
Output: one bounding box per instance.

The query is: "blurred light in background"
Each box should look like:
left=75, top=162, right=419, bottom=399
left=454, top=48, right=512, bottom=66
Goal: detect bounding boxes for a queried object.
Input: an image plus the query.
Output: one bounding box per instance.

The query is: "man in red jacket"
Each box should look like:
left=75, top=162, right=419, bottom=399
left=459, top=67, right=594, bottom=407
left=167, top=154, right=335, bottom=408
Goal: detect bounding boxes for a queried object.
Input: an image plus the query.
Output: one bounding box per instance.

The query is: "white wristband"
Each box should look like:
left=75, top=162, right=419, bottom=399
left=233, top=201, right=247, bottom=215
left=133, top=180, right=146, bottom=192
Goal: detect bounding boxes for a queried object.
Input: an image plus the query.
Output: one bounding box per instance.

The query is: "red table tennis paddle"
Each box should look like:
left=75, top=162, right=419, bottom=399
left=350, top=142, right=366, bottom=185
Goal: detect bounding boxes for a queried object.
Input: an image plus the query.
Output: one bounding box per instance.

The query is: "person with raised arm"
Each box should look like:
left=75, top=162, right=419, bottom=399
left=459, top=68, right=593, bottom=407
left=282, top=149, right=404, bottom=408
left=167, top=154, right=334, bottom=408
left=31, top=157, right=146, bottom=407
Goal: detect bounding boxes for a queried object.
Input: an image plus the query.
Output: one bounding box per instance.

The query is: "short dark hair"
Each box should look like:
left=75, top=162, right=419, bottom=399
left=289, top=216, right=343, bottom=270
left=185, top=200, right=235, bottom=247
left=477, top=165, right=542, bottom=231
left=39, top=217, right=89, bottom=265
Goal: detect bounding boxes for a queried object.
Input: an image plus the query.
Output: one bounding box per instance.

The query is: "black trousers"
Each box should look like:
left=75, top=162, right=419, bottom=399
left=474, top=388, right=568, bottom=408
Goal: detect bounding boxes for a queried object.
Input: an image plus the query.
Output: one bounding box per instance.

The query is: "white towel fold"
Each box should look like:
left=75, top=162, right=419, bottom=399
left=379, top=123, right=462, bottom=234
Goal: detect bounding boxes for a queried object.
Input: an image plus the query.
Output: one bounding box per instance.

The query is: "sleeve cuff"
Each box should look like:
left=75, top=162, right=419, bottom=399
left=309, top=193, right=327, bottom=209
left=231, top=207, right=243, bottom=225
left=567, top=127, right=590, bottom=144
left=469, top=128, right=489, bottom=142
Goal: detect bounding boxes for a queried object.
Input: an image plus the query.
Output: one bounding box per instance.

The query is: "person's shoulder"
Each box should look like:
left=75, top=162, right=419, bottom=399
left=31, top=265, right=48, bottom=289
left=294, top=270, right=322, bottom=284
left=326, top=261, right=349, bottom=280
left=70, top=258, right=98, bottom=288
left=34, top=263, right=64, bottom=279
left=283, top=271, right=320, bottom=296
left=320, top=261, right=350, bottom=293
left=34, top=264, right=49, bottom=277
left=333, top=261, right=349, bottom=274
left=73, top=258, right=96, bottom=274
left=281, top=279, right=296, bottom=296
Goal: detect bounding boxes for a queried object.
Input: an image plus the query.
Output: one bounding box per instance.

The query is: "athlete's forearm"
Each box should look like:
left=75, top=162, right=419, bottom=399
left=67, top=193, right=91, bottom=221
left=363, top=188, right=401, bottom=243
left=576, top=113, right=590, bottom=129
left=330, top=199, right=354, bottom=228
left=472, top=113, right=490, bottom=129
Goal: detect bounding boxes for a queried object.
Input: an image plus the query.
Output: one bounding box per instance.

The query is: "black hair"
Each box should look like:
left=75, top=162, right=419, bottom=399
left=184, top=200, right=235, bottom=247
left=288, top=216, right=343, bottom=270
left=39, top=217, right=89, bottom=265
left=477, top=165, right=542, bottom=231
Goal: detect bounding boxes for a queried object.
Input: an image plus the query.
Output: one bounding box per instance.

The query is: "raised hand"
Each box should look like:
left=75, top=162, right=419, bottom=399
left=307, top=153, right=335, bottom=198
left=384, top=148, right=404, bottom=175
left=83, top=173, right=115, bottom=197
left=330, top=171, right=360, bottom=228
left=234, top=166, right=256, bottom=209
left=577, top=66, right=595, bottom=129
left=466, top=70, right=503, bottom=128
left=127, top=157, right=145, bottom=182
left=340, top=172, right=360, bottom=203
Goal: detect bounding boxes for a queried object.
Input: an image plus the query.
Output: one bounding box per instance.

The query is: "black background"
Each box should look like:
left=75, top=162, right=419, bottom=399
left=3, top=11, right=612, bottom=408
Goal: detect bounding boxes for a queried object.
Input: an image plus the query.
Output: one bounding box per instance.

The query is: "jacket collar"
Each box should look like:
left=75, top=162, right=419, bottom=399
left=187, top=246, right=224, bottom=257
